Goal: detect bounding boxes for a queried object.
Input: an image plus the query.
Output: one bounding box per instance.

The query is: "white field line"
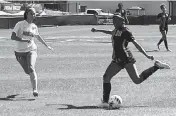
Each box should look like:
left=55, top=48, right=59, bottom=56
left=36, top=35, right=176, bottom=39
left=0, top=53, right=111, bottom=59
left=41, top=28, right=92, bottom=35
left=0, top=35, right=176, bottom=40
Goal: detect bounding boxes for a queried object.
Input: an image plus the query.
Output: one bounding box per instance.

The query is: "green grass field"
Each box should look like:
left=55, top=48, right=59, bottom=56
left=0, top=25, right=176, bottom=116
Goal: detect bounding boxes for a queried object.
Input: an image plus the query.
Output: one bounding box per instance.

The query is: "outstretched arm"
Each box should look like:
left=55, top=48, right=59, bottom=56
left=132, top=40, right=154, bottom=60
left=91, top=28, right=113, bottom=35
left=35, top=34, right=53, bottom=51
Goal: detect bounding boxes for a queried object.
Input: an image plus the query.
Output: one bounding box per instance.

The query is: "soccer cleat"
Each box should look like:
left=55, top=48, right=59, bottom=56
left=167, top=49, right=172, bottom=52
left=33, top=90, right=38, bottom=97
left=157, top=44, right=160, bottom=50
left=154, top=60, right=170, bottom=69
left=97, top=101, right=109, bottom=108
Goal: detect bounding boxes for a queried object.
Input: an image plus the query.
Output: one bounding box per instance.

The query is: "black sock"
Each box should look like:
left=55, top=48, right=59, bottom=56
left=103, top=83, right=111, bottom=103
left=139, top=66, right=159, bottom=81
left=158, top=39, right=163, bottom=46
left=164, top=40, right=168, bottom=50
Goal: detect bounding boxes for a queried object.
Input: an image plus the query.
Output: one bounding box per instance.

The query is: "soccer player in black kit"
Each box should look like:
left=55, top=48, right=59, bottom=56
left=91, top=14, right=170, bottom=108
left=115, top=3, right=129, bottom=24
left=156, top=4, right=171, bottom=51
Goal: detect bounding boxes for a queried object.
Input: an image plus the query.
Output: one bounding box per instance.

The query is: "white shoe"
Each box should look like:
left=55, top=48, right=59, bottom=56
left=154, top=60, right=170, bottom=69
left=167, top=49, right=172, bottom=52
left=97, top=101, right=109, bottom=108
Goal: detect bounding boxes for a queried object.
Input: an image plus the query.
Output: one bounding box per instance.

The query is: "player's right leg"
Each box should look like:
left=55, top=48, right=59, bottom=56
left=15, top=51, right=29, bottom=74
left=157, top=30, right=166, bottom=50
left=125, top=61, right=170, bottom=84
left=98, top=61, right=122, bottom=108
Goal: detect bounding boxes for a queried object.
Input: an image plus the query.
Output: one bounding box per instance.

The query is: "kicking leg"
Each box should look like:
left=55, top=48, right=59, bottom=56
left=125, top=63, right=159, bottom=84
left=125, top=61, right=170, bottom=84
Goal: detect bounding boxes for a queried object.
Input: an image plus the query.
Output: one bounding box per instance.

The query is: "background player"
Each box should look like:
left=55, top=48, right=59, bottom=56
left=156, top=4, right=171, bottom=51
left=115, top=3, right=129, bottom=24
left=11, top=8, right=53, bottom=97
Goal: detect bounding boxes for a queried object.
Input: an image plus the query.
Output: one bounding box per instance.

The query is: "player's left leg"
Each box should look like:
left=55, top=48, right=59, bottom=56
left=98, top=61, right=123, bottom=108
left=27, top=50, right=38, bottom=97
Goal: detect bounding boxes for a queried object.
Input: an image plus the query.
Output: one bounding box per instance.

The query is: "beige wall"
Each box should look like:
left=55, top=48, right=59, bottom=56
left=68, top=1, right=169, bottom=15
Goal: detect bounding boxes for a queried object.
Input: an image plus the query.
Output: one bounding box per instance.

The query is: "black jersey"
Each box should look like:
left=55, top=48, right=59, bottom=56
left=111, top=27, right=135, bottom=65
left=115, top=9, right=129, bottom=24
left=115, top=9, right=126, bottom=17
left=157, top=13, right=170, bottom=28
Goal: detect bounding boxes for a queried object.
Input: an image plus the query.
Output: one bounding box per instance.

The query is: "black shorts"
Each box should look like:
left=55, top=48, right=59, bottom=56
left=159, top=26, right=168, bottom=33
left=113, top=57, right=136, bottom=68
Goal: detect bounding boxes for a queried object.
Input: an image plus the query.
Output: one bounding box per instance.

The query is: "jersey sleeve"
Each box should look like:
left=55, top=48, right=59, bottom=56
left=157, top=13, right=161, bottom=20
left=13, top=21, right=21, bottom=34
left=123, top=30, right=135, bottom=42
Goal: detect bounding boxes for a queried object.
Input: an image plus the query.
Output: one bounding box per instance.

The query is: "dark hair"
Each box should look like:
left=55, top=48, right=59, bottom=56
left=118, top=3, right=123, bottom=7
left=160, top=4, right=166, bottom=9
left=24, top=7, right=35, bottom=20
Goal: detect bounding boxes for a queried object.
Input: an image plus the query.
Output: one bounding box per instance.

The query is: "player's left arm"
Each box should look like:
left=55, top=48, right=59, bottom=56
left=125, top=30, right=154, bottom=60
left=34, top=25, right=53, bottom=51
left=35, top=34, right=53, bottom=51
left=132, top=40, right=154, bottom=60
left=123, top=10, right=129, bottom=24
left=168, top=13, right=171, bottom=22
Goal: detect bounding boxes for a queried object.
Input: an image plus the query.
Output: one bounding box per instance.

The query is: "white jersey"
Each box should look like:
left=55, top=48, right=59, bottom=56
left=13, top=20, right=39, bottom=52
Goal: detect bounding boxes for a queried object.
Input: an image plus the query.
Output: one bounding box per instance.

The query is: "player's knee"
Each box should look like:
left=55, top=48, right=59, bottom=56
left=28, top=66, right=35, bottom=74
left=132, top=79, right=142, bottom=84
left=24, top=69, right=30, bottom=75
left=162, top=35, right=167, bottom=39
left=103, top=74, right=111, bottom=83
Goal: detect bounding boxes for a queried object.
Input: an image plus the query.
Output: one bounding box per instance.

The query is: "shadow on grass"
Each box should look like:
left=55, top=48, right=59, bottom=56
left=56, top=104, right=148, bottom=110
left=122, top=105, right=148, bottom=108
left=56, top=104, right=98, bottom=110
left=0, top=94, right=35, bottom=101
left=145, top=50, right=170, bottom=52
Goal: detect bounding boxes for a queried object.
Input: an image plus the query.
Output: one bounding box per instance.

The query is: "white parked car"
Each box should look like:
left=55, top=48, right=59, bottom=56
left=85, top=9, right=113, bottom=16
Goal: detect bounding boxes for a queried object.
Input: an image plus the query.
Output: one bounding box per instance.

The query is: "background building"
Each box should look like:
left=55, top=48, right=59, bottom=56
left=2, top=0, right=176, bottom=16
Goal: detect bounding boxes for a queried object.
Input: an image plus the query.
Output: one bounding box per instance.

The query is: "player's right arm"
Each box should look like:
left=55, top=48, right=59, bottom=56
left=11, top=22, right=30, bottom=43
left=91, top=28, right=113, bottom=35
left=11, top=32, right=30, bottom=42
left=156, top=13, right=161, bottom=22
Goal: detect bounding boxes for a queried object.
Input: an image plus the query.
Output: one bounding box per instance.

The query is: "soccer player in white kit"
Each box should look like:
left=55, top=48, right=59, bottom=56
left=11, top=8, right=53, bottom=97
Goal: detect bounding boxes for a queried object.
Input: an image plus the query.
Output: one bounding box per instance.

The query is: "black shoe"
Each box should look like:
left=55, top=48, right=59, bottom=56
left=33, top=90, right=38, bottom=97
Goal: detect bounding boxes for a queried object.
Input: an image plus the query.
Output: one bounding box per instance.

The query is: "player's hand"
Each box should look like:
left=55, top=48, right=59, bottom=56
left=47, top=46, right=54, bottom=51
left=91, top=28, right=96, bottom=32
left=27, top=39, right=32, bottom=43
left=147, top=55, right=154, bottom=60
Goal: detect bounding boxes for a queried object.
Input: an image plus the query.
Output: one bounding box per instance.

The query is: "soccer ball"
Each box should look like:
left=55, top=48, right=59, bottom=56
left=108, top=95, right=122, bottom=109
